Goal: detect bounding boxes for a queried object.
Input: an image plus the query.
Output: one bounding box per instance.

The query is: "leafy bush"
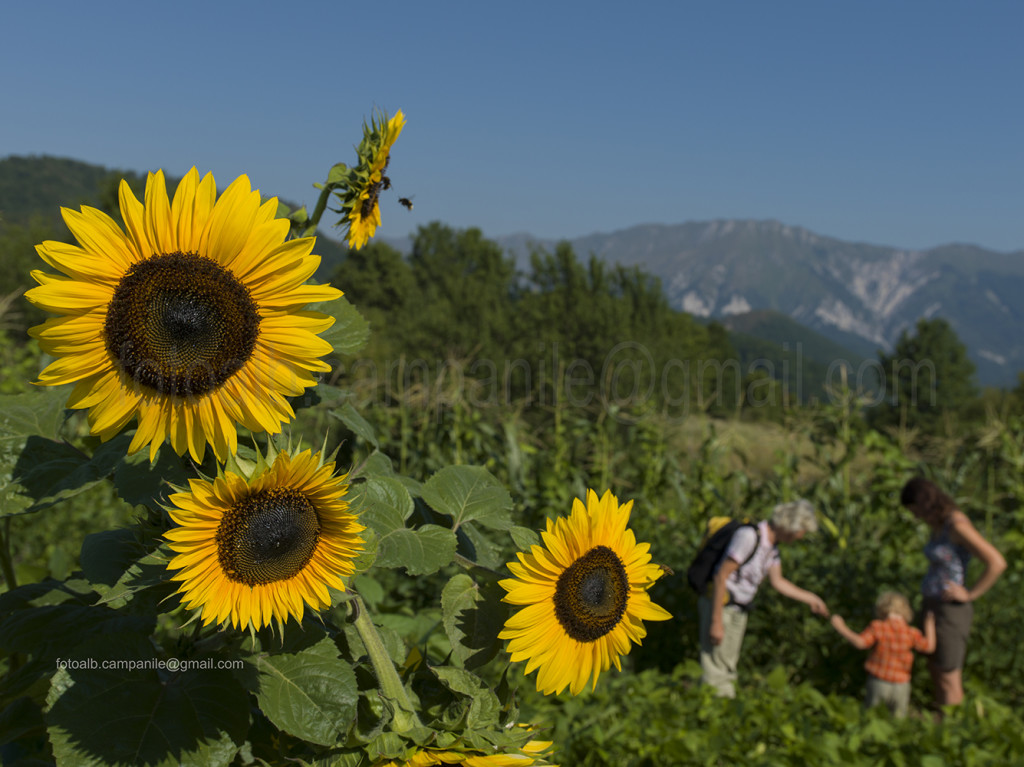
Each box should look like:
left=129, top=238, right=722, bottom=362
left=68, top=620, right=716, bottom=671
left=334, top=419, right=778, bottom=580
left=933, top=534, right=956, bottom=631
left=524, top=664, right=1024, bottom=766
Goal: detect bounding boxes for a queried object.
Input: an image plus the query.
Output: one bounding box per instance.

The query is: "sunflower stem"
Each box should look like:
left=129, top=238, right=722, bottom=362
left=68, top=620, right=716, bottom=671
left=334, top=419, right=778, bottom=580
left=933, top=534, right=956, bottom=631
left=351, top=594, right=422, bottom=731
left=308, top=184, right=334, bottom=232
left=0, top=518, right=16, bottom=591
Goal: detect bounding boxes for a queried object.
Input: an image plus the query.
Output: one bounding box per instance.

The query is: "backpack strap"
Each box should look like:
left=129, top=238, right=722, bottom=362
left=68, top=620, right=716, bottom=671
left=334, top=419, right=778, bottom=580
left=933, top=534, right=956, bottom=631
left=714, top=523, right=761, bottom=608
left=728, top=522, right=760, bottom=575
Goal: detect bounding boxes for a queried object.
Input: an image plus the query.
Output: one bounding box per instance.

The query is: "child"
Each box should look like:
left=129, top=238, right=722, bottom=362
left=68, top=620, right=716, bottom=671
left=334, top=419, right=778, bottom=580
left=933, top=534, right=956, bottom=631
left=831, top=591, right=936, bottom=718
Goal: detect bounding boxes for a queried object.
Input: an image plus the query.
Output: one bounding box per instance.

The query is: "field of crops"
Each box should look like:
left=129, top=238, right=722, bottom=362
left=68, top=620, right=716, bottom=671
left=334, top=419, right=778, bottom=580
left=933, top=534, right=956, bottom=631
left=4, top=359, right=1023, bottom=764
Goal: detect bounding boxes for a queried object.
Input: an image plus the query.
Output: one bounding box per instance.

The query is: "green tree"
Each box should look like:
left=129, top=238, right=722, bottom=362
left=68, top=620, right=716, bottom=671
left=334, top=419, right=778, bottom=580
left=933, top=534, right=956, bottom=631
left=517, top=243, right=622, bottom=364
left=329, top=227, right=742, bottom=417
left=407, top=223, right=518, bottom=361
left=871, top=317, right=978, bottom=434
left=331, top=240, right=418, bottom=360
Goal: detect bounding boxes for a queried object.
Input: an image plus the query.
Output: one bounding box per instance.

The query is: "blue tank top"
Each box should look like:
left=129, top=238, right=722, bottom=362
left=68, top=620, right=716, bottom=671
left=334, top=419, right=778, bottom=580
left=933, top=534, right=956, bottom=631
left=922, top=520, right=971, bottom=599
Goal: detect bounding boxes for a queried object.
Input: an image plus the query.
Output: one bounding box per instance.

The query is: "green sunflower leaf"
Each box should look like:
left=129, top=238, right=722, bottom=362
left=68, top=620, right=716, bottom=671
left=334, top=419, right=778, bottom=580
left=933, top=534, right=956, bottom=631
left=0, top=604, right=154, bottom=658
left=94, top=543, right=176, bottom=609
left=326, top=162, right=349, bottom=186
left=4, top=432, right=132, bottom=515
left=350, top=526, right=379, bottom=575
left=351, top=450, right=395, bottom=480
left=351, top=574, right=385, bottom=607
left=331, top=402, right=379, bottom=448
left=429, top=666, right=501, bottom=730
left=46, top=663, right=249, bottom=767
left=314, top=295, right=369, bottom=358
left=376, top=524, right=457, bottom=576
left=349, top=476, right=414, bottom=531
left=352, top=451, right=423, bottom=497
left=441, top=574, right=508, bottom=670
left=254, top=636, right=358, bottom=747
left=0, top=695, right=45, bottom=747
left=0, top=387, right=70, bottom=439
left=79, top=528, right=143, bottom=587
left=314, top=751, right=366, bottom=767
left=365, top=731, right=411, bottom=761
left=112, top=444, right=191, bottom=510
left=0, top=580, right=93, bottom=618
left=420, top=466, right=513, bottom=532
left=456, top=522, right=504, bottom=571
left=509, top=525, right=540, bottom=551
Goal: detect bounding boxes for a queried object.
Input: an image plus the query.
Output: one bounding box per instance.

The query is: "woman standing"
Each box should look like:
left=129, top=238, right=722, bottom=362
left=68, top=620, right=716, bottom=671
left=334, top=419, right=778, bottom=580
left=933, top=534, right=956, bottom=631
left=900, top=477, right=1006, bottom=707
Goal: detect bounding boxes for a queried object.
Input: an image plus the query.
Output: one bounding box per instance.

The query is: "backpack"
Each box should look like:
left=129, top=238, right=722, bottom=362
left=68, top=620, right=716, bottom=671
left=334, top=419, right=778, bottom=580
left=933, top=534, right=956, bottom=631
left=686, top=517, right=758, bottom=594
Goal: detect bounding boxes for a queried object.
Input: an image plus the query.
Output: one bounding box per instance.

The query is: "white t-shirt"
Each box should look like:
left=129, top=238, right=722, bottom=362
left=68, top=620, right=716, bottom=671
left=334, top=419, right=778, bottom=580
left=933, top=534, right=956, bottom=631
left=717, top=520, right=780, bottom=606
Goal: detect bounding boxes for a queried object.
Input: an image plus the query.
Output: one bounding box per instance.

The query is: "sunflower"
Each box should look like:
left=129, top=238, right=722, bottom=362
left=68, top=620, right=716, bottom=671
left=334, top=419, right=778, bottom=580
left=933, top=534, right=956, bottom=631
left=339, top=109, right=406, bottom=249
left=164, top=448, right=364, bottom=631
left=375, top=736, right=556, bottom=767
left=26, top=168, right=342, bottom=463
left=499, top=489, right=672, bottom=696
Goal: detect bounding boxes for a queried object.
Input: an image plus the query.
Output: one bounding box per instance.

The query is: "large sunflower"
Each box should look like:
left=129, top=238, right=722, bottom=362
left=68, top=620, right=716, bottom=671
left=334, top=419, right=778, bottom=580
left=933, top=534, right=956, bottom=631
left=26, top=168, right=342, bottom=463
left=340, top=109, right=406, bottom=250
left=499, top=489, right=672, bottom=695
left=164, top=448, right=364, bottom=631
left=375, top=736, right=556, bottom=766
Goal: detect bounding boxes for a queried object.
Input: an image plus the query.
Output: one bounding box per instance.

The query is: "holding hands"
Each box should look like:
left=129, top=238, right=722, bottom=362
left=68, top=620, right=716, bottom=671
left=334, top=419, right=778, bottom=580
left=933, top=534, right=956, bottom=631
left=829, top=613, right=869, bottom=649
left=807, top=594, right=830, bottom=617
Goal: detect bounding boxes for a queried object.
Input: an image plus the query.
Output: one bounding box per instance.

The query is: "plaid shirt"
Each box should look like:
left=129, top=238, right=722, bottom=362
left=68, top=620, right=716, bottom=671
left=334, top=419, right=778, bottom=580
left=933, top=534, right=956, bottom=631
left=860, top=616, right=929, bottom=684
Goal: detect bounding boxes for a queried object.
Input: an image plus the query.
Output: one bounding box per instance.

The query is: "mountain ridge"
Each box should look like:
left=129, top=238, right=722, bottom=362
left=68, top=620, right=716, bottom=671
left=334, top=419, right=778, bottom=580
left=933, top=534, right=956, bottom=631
left=488, top=219, right=1024, bottom=387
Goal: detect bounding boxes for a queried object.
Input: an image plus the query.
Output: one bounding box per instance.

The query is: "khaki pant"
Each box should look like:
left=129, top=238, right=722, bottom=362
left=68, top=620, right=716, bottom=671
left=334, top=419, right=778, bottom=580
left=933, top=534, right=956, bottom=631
left=865, top=675, right=911, bottom=718
left=698, top=596, right=748, bottom=698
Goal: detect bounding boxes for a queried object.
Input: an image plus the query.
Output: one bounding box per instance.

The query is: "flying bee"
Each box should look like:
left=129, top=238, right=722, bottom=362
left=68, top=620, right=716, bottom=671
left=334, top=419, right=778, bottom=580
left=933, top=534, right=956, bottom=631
left=398, top=196, right=414, bottom=211
left=381, top=175, right=391, bottom=191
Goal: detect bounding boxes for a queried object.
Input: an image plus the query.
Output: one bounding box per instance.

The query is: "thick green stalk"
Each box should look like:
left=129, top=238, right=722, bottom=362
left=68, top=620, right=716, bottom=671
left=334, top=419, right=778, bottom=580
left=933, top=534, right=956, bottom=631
left=351, top=594, right=422, bottom=732
left=307, top=183, right=334, bottom=232
left=0, top=518, right=17, bottom=592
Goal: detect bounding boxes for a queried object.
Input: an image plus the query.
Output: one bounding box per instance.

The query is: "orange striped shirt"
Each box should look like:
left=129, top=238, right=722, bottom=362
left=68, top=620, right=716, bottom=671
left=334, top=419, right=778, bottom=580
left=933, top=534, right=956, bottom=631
left=859, top=616, right=929, bottom=684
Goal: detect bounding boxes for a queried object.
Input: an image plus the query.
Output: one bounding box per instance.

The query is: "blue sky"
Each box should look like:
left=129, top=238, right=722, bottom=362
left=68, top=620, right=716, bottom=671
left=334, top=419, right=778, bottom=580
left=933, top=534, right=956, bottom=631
left=3, top=1, right=1023, bottom=251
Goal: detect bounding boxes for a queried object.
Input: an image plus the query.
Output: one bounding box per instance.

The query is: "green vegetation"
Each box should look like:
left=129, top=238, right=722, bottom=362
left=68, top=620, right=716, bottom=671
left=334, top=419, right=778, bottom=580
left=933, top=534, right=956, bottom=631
left=874, top=318, right=979, bottom=433
left=334, top=229, right=825, bottom=421
left=529, top=665, right=1024, bottom=766
left=534, top=219, right=1024, bottom=389
left=319, top=380, right=1024, bottom=764
left=723, top=308, right=871, bottom=401
left=0, top=156, right=141, bottom=226
left=3, top=156, right=1024, bottom=765
left=723, top=308, right=869, bottom=369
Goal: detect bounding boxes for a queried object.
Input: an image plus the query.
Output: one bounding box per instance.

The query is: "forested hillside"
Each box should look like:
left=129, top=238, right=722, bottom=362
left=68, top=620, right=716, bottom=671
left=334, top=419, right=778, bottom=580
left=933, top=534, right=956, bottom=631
left=0, top=156, right=144, bottom=225
left=491, top=221, right=1024, bottom=388
left=332, top=228, right=749, bottom=416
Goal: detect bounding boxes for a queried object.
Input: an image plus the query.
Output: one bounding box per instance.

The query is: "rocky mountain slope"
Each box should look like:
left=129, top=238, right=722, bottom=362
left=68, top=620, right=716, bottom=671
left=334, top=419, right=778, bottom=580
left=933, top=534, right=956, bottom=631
left=497, top=220, right=1024, bottom=387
